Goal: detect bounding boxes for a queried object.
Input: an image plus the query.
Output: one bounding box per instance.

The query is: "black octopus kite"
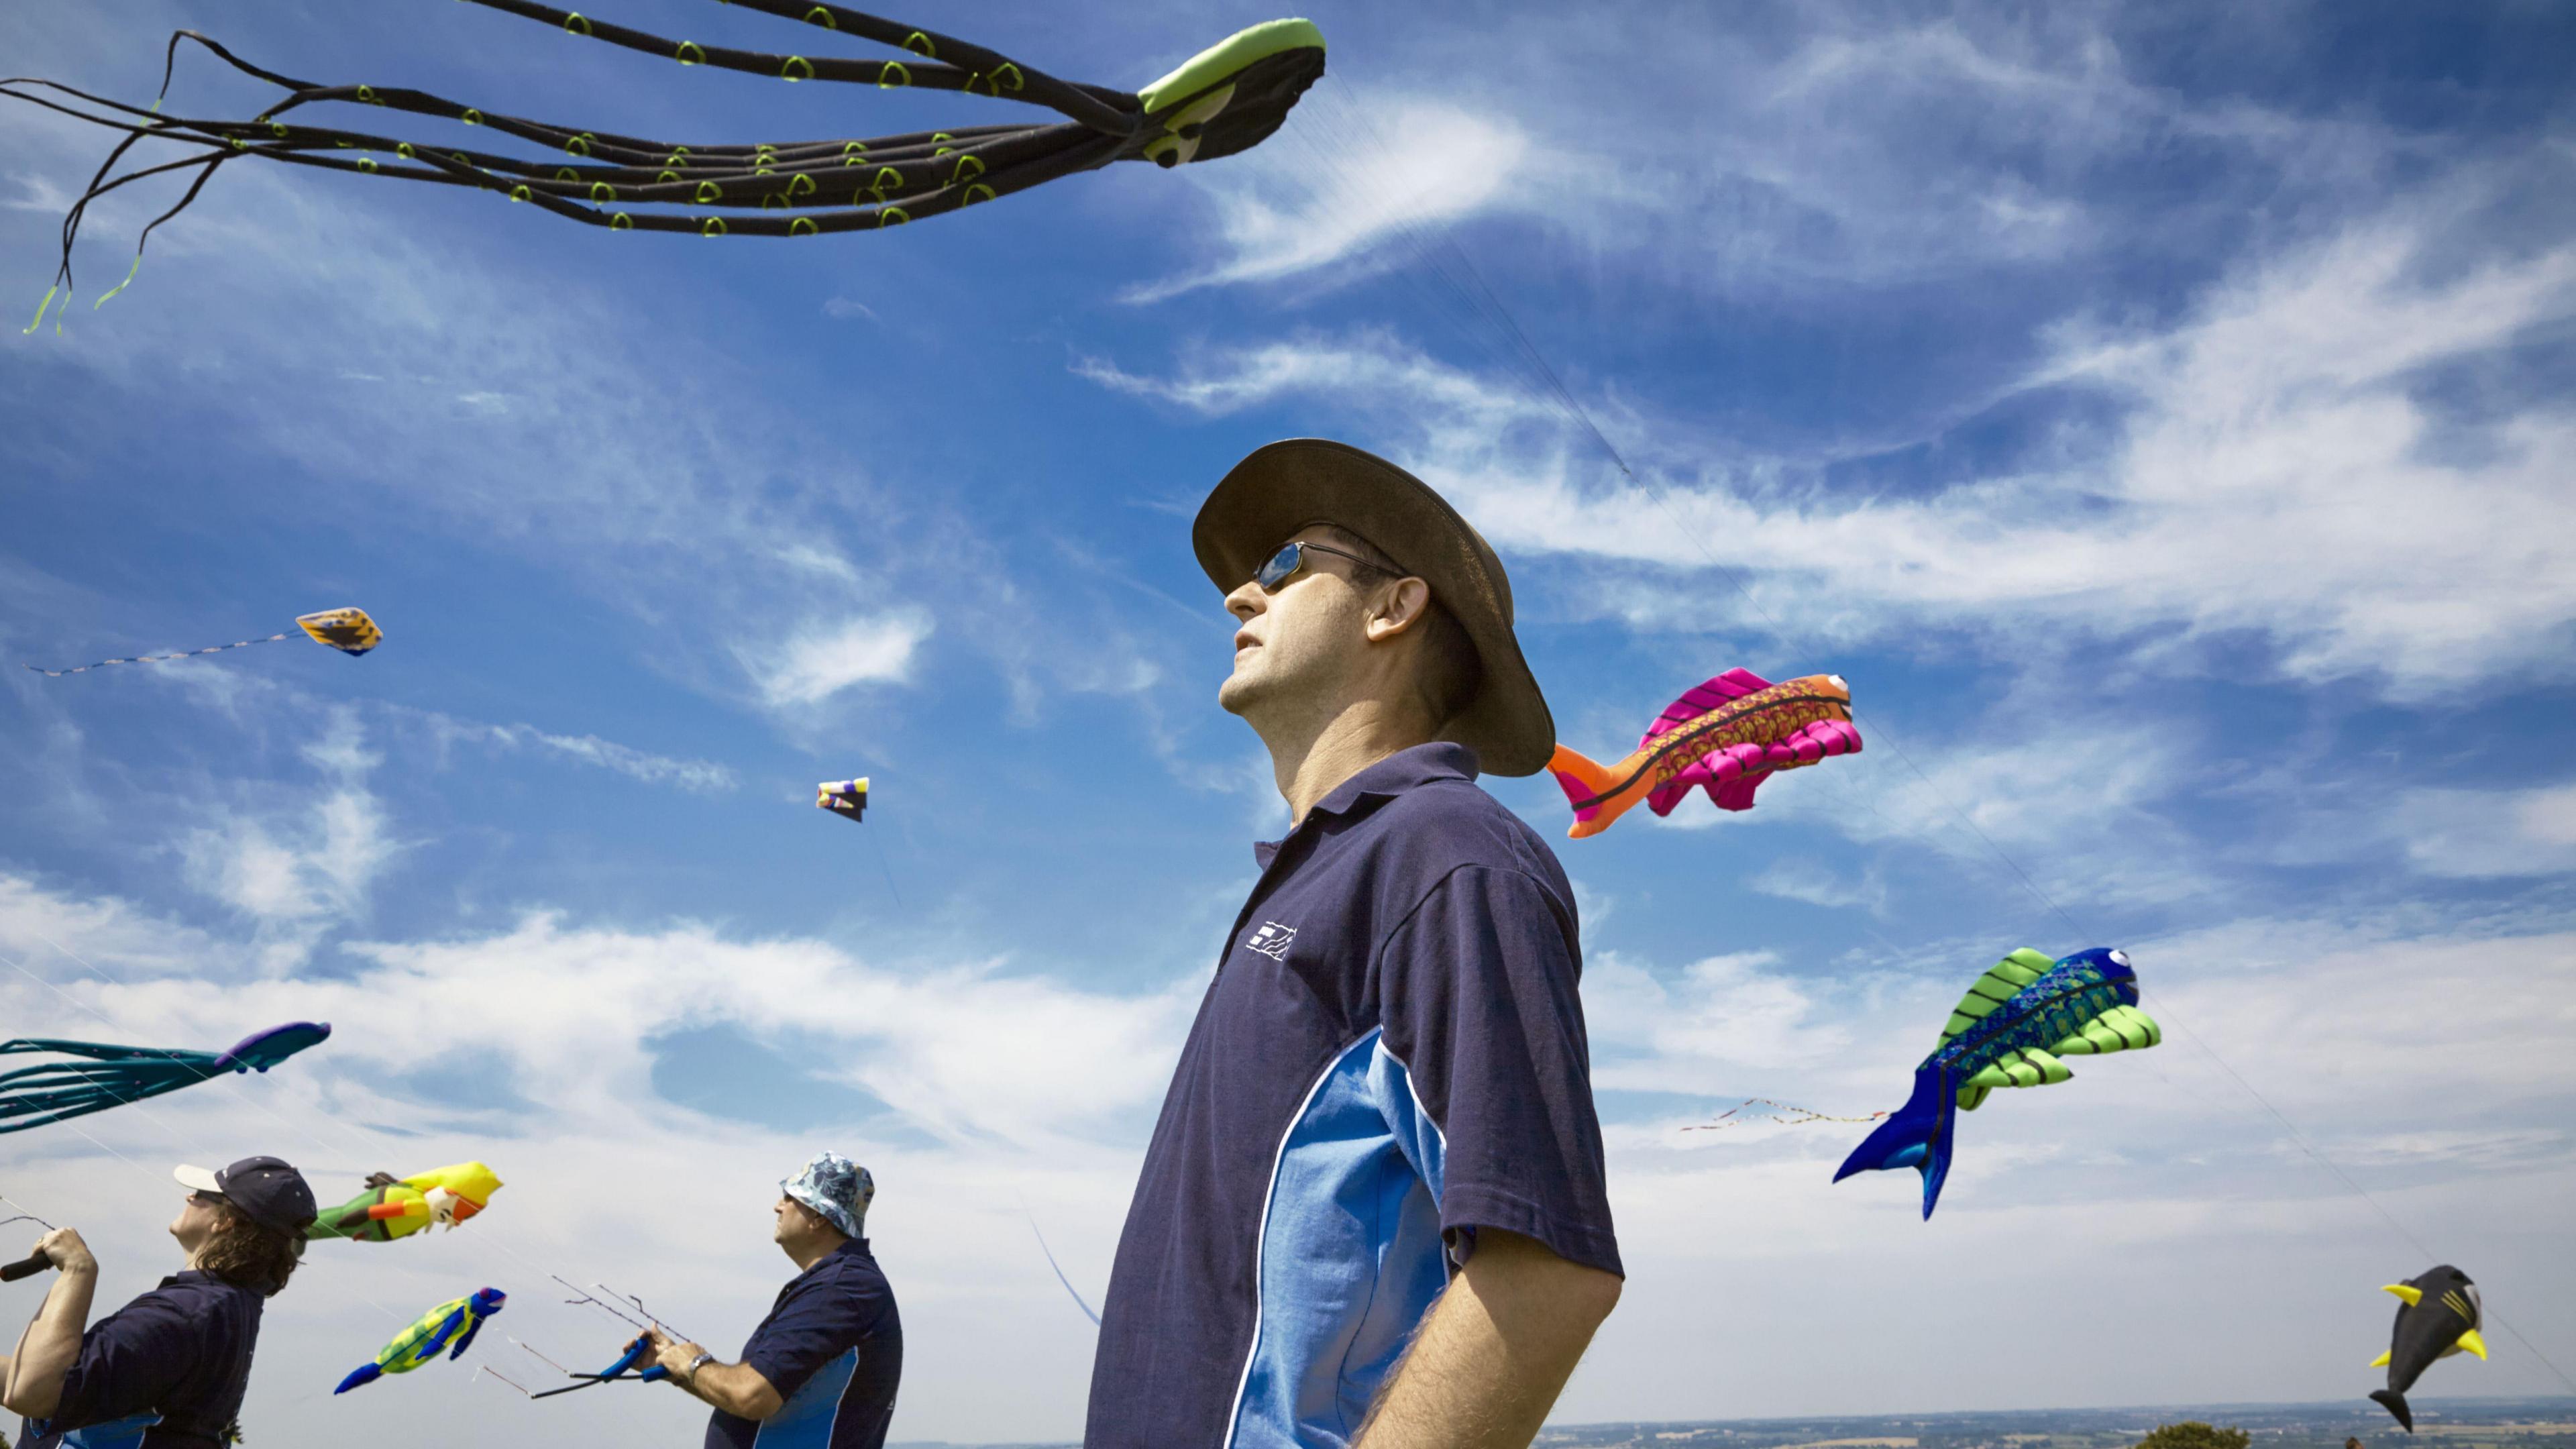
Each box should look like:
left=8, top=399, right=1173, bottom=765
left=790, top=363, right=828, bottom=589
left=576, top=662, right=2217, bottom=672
left=5, top=1, right=1326, bottom=319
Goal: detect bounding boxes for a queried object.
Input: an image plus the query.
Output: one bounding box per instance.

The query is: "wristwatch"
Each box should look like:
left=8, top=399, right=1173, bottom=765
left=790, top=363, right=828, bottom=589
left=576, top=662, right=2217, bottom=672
left=685, top=1351, right=716, bottom=1379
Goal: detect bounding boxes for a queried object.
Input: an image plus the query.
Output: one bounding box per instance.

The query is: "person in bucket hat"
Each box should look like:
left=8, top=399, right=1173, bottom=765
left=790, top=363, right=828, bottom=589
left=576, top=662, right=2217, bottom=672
left=627, top=1152, right=902, bottom=1449
left=780, top=1152, right=873, bottom=1240
left=4, top=1157, right=313, bottom=1448
left=1087, top=440, right=1623, bottom=1448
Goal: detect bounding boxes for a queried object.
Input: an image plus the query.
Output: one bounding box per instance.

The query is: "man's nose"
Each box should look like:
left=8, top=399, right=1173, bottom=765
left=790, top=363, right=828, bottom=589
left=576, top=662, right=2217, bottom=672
left=1224, top=582, right=1264, bottom=621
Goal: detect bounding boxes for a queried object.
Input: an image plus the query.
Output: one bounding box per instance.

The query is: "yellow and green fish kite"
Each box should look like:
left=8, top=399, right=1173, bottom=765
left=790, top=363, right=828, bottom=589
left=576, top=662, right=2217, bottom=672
left=335, top=1288, right=505, bottom=1393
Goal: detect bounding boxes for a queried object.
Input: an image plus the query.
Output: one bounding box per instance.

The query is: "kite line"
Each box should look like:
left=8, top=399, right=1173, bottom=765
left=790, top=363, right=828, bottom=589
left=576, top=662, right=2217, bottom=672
left=1025, top=1207, right=1102, bottom=1327
left=1684, top=1099, right=1888, bottom=1133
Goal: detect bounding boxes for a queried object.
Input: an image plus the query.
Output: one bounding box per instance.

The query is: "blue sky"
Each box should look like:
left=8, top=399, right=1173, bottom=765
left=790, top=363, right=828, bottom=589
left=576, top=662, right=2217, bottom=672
left=4, top=0, right=2575, bottom=1441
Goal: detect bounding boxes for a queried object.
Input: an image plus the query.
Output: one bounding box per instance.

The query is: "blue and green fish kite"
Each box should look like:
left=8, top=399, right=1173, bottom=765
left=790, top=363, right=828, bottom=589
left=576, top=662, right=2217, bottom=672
left=1834, top=947, right=2161, bottom=1218
left=335, top=1287, right=505, bottom=1393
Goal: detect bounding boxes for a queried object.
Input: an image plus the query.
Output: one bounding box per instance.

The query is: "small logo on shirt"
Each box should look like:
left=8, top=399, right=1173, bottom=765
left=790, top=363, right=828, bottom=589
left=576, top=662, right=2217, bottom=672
left=1241, top=921, right=1297, bottom=961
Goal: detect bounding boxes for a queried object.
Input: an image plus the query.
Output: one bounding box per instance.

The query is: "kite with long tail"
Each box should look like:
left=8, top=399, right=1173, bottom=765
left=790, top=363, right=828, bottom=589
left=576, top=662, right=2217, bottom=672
left=25, top=607, right=381, bottom=678
left=3, top=2, right=1326, bottom=322
left=0, top=1022, right=331, bottom=1135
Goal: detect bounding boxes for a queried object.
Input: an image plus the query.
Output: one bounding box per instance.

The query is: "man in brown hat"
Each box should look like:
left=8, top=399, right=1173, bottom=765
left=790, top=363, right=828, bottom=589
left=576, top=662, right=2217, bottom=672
left=1085, top=440, right=1622, bottom=1448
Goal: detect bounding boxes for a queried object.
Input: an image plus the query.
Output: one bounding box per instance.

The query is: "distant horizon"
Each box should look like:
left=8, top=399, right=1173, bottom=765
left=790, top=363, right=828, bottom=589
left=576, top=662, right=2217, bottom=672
left=1539, top=1395, right=2576, bottom=1426
left=1556, top=1394, right=2576, bottom=1421
left=883, top=1397, right=2576, bottom=1449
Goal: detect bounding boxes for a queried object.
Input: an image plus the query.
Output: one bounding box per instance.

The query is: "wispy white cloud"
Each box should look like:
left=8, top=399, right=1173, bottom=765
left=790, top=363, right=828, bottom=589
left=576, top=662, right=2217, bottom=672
left=0, top=875, right=237, bottom=981
left=292, top=912, right=1201, bottom=1148
left=421, top=713, right=738, bottom=794
left=178, top=708, right=396, bottom=941
left=1122, top=97, right=1528, bottom=302
left=1074, top=327, right=1542, bottom=427
left=2390, top=780, right=2576, bottom=879
left=1, top=170, right=69, bottom=214
left=506, top=727, right=737, bottom=793
left=1083, top=183, right=2576, bottom=699
left=1746, top=858, right=1888, bottom=915
left=2303, top=1126, right=2568, bottom=1171
left=1125, top=8, right=2392, bottom=309
left=1587, top=950, right=1856, bottom=1088
left=739, top=609, right=935, bottom=708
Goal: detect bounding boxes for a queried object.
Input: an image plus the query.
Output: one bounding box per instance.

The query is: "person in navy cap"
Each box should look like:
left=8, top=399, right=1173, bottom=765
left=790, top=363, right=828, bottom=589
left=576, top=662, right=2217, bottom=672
left=3, top=1155, right=314, bottom=1449
left=630, top=1151, right=902, bottom=1449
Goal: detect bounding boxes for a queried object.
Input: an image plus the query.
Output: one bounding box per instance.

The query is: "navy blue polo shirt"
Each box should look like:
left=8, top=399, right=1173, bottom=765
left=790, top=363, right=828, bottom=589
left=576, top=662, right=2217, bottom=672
left=1085, top=743, right=1621, bottom=1449
left=705, top=1238, right=901, bottom=1449
left=15, top=1271, right=262, bottom=1449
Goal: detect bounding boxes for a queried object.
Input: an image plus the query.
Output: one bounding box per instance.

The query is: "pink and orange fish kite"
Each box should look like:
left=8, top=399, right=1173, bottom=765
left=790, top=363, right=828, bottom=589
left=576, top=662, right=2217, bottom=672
left=1548, top=669, right=1861, bottom=839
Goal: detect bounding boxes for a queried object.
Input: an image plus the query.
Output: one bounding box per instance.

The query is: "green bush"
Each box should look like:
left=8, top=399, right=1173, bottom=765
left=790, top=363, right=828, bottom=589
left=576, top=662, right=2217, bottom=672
left=2137, top=1423, right=2251, bottom=1449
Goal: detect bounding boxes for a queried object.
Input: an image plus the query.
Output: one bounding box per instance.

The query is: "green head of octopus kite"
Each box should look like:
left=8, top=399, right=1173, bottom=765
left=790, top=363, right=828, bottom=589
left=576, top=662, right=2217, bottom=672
left=3, top=2, right=1326, bottom=322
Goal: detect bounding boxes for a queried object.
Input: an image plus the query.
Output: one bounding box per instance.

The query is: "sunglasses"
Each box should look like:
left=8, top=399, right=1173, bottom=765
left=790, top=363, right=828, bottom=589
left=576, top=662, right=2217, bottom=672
left=1252, top=539, right=1391, bottom=592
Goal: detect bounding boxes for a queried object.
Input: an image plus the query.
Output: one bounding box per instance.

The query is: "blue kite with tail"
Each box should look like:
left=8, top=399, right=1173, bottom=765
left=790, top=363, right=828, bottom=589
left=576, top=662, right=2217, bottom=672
left=1834, top=947, right=2161, bottom=1218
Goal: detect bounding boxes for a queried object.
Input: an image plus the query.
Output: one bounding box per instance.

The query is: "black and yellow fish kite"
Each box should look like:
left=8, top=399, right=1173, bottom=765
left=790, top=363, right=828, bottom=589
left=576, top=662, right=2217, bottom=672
left=2369, top=1265, right=2489, bottom=1432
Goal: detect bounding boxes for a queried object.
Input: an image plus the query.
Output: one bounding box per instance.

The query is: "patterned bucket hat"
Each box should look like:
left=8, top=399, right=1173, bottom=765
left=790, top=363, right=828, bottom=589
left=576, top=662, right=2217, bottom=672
left=782, top=1151, right=875, bottom=1239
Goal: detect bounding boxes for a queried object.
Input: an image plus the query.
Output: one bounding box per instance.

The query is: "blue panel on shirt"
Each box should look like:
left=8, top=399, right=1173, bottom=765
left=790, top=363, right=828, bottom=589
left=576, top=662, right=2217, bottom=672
left=54, top=1416, right=155, bottom=1449
left=1229, top=1029, right=1450, bottom=1449
left=755, top=1348, right=859, bottom=1448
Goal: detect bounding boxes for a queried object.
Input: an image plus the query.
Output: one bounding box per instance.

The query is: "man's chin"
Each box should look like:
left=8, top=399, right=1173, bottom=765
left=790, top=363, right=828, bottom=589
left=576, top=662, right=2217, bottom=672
left=1217, top=671, right=1261, bottom=717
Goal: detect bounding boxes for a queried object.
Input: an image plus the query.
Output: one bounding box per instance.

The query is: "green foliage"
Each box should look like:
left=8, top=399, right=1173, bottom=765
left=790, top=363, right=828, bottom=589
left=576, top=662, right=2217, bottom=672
left=2137, top=1423, right=2252, bottom=1449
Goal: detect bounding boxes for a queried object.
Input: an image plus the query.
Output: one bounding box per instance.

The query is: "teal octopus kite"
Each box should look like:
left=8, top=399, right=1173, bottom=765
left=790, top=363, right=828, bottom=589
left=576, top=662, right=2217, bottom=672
left=0, top=1023, right=331, bottom=1136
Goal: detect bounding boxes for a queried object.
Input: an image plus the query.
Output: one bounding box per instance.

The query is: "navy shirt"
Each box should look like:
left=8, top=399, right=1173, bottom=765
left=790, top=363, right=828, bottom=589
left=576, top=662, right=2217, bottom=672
left=15, top=1271, right=262, bottom=1449
left=705, top=1239, right=901, bottom=1449
left=1085, top=743, right=1620, bottom=1449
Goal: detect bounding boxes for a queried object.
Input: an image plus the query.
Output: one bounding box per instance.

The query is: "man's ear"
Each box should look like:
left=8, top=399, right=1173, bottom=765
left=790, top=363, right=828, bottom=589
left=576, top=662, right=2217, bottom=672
left=1364, top=577, right=1432, bottom=643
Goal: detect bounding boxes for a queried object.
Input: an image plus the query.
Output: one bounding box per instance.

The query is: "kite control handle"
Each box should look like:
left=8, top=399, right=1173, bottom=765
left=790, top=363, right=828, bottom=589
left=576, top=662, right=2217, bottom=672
left=1, top=1250, right=53, bottom=1283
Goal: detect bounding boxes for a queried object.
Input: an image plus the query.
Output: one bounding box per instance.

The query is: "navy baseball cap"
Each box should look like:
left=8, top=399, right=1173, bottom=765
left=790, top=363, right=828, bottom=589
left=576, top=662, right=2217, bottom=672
left=174, top=1157, right=317, bottom=1235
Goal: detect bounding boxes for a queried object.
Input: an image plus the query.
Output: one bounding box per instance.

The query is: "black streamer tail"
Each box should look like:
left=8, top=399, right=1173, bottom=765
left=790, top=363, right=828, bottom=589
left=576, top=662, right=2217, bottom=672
left=0, top=0, right=1155, bottom=295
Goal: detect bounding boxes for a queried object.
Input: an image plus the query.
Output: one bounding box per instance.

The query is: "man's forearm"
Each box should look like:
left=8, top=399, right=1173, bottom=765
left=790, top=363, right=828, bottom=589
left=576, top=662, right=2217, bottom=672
left=1, top=1266, right=98, bottom=1417
left=1354, top=1229, right=1620, bottom=1449
left=635, top=1330, right=784, bottom=1420
left=675, top=1358, right=781, bottom=1419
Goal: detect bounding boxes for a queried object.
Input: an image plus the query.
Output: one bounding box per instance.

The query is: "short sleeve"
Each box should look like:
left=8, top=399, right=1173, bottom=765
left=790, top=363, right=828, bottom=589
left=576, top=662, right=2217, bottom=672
left=739, top=1269, right=888, bottom=1401
left=1376, top=865, right=1622, bottom=1278
left=44, top=1295, right=194, bottom=1430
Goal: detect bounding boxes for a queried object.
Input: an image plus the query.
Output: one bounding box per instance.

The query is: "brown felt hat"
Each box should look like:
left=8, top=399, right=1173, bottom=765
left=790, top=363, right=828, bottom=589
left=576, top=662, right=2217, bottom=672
left=1193, top=439, right=1556, bottom=777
